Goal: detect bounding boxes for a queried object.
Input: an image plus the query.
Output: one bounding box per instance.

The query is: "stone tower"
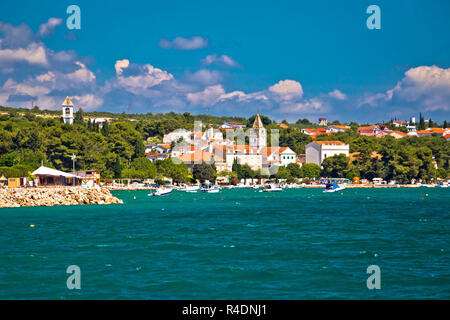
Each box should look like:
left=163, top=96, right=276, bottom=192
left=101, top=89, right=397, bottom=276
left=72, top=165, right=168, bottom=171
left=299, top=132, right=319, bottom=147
left=62, top=96, right=74, bottom=124
left=250, top=114, right=266, bottom=151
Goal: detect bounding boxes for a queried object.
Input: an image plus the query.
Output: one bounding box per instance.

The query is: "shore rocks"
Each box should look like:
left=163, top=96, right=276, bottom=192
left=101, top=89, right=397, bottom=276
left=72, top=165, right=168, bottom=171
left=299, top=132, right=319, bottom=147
left=0, top=187, right=123, bottom=208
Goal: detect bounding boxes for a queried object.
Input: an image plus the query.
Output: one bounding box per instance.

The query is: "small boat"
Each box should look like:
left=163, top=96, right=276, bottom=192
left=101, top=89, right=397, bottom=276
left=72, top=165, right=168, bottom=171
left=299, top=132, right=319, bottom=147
left=259, top=183, right=283, bottom=192
left=149, top=188, right=173, bottom=196
left=436, top=181, right=448, bottom=188
left=178, top=185, right=200, bottom=193
left=323, top=183, right=345, bottom=193
left=200, top=182, right=220, bottom=193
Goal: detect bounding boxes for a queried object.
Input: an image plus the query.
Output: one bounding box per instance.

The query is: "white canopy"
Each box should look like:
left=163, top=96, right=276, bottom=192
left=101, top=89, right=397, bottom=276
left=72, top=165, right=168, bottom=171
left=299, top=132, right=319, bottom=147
left=32, top=166, right=78, bottom=178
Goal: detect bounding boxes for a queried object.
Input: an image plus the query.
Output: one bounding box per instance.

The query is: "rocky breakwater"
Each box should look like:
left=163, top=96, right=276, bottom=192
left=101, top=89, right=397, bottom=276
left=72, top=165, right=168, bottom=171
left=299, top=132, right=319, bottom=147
left=0, top=187, right=123, bottom=208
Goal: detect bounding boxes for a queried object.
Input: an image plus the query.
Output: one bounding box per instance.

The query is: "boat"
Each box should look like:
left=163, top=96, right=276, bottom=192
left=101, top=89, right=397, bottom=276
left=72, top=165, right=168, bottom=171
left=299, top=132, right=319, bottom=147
left=200, top=182, right=220, bottom=193
left=259, top=183, right=283, bottom=192
left=178, top=185, right=200, bottom=193
left=436, top=181, right=449, bottom=188
left=323, top=183, right=345, bottom=193
left=148, top=188, right=173, bottom=196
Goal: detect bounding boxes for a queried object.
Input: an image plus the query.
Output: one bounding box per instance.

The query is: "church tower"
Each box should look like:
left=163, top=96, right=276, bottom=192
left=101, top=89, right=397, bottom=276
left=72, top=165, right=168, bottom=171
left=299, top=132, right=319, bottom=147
left=250, top=114, right=266, bottom=151
left=62, top=96, right=74, bottom=124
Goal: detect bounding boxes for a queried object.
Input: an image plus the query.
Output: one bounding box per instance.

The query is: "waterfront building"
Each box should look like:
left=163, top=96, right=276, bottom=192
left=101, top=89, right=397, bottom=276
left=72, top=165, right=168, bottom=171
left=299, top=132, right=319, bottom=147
left=32, top=165, right=80, bottom=186
left=62, top=96, right=74, bottom=125
left=305, top=141, right=349, bottom=166
left=260, top=146, right=297, bottom=167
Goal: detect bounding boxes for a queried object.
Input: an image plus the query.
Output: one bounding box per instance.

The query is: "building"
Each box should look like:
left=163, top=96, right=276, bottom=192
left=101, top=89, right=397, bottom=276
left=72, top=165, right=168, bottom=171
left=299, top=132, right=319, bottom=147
left=74, top=170, right=101, bottom=187
left=62, top=96, right=74, bottom=124
left=163, top=128, right=191, bottom=144
left=392, top=120, right=408, bottom=127
left=327, top=125, right=350, bottom=133
left=305, top=141, right=349, bottom=166
left=249, top=114, right=267, bottom=151
left=260, top=146, right=297, bottom=167
left=301, top=128, right=330, bottom=139
left=32, top=166, right=80, bottom=186
left=219, top=122, right=245, bottom=129
left=357, top=125, right=377, bottom=136
left=318, top=118, right=327, bottom=126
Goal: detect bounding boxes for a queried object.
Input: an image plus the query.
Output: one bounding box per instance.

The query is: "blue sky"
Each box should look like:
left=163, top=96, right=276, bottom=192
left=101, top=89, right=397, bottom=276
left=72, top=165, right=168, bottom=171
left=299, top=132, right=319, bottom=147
left=0, top=0, right=449, bottom=122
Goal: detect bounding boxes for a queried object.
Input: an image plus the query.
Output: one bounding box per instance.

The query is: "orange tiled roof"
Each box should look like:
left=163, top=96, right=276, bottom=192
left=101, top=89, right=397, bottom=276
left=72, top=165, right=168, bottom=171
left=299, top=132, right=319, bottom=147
left=314, top=141, right=346, bottom=146
left=177, top=151, right=211, bottom=163
left=329, top=125, right=349, bottom=129
left=279, top=123, right=289, bottom=129
left=158, top=144, right=171, bottom=149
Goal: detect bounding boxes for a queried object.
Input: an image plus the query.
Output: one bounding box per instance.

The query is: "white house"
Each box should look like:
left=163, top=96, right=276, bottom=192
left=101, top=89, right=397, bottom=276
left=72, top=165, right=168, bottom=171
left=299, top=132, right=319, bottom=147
left=326, top=125, right=350, bottom=133
left=305, top=141, right=349, bottom=166
left=260, top=146, right=296, bottom=167
left=163, top=129, right=191, bottom=144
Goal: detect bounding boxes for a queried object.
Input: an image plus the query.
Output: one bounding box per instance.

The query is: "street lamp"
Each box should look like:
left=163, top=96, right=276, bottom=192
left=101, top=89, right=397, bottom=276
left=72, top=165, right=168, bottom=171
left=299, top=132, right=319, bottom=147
left=71, top=154, right=76, bottom=186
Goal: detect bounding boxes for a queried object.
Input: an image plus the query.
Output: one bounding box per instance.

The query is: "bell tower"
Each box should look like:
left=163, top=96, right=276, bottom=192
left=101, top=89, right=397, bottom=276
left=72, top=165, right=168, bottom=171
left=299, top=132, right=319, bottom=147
left=62, top=96, right=74, bottom=124
left=250, top=114, right=266, bottom=151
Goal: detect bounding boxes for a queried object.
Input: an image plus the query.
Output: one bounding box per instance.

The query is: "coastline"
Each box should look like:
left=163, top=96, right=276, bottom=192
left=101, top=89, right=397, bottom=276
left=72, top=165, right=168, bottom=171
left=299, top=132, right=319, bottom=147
left=0, top=186, right=123, bottom=208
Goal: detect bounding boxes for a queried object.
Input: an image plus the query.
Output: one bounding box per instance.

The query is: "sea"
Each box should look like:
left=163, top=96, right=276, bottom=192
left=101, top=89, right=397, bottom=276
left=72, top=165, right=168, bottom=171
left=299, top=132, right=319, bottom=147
left=0, top=188, right=448, bottom=299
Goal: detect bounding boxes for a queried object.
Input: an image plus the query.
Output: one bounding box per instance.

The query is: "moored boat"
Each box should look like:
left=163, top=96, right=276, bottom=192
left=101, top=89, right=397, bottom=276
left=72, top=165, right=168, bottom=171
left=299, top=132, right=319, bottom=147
left=323, top=183, right=345, bottom=193
left=259, top=183, right=283, bottom=192
left=149, top=188, right=173, bottom=196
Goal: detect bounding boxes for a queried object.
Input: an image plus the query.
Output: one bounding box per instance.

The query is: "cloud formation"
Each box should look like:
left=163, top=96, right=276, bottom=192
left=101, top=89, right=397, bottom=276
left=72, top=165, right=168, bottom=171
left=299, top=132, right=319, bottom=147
left=158, top=36, right=208, bottom=50
left=202, top=54, right=240, bottom=68
left=38, top=18, right=63, bottom=37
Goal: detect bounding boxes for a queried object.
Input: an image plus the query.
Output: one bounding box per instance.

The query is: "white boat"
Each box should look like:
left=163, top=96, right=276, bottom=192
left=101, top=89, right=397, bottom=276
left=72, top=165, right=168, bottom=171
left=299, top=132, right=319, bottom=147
left=200, top=182, right=220, bottom=193
left=259, top=183, right=283, bottom=192
left=149, top=188, right=173, bottom=196
left=437, top=181, right=449, bottom=188
left=323, top=183, right=345, bottom=193
left=178, top=185, right=200, bottom=193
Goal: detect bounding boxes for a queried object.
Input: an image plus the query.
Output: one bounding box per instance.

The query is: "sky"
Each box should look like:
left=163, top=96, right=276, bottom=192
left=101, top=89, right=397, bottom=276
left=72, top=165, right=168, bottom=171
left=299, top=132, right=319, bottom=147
left=0, top=0, right=449, bottom=123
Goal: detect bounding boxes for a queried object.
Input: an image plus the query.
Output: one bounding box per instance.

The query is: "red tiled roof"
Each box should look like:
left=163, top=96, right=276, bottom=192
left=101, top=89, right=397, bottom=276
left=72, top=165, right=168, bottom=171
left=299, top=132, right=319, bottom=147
left=314, top=141, right=346, bottom=146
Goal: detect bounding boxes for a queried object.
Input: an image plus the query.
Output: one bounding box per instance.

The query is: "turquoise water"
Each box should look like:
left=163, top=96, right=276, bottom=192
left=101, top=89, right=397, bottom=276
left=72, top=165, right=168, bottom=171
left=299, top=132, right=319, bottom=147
left=0, top=188, right=449, bottom=299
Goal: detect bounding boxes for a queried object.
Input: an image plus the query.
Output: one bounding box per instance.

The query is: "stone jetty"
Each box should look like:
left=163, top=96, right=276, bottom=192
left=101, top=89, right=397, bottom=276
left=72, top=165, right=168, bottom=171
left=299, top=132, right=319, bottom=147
left=0, top=187, right=123, bottom=208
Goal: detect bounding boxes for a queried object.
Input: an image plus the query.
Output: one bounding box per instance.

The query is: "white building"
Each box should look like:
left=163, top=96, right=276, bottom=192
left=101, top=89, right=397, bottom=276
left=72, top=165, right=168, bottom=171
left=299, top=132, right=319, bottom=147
left=163, top=129, right=191, bottom=144
left=305, top=141, right=349, bottom=166
left=62, top=96, right=74, bottom=124
left=260, top=146, right=297, bottom=167
left=249, top=114, right=266, bottom=152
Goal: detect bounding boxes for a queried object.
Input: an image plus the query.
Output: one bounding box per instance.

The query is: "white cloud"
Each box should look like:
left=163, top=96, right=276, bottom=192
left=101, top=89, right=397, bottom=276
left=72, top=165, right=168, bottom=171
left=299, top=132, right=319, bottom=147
left=269, top=80, right=303, bottom=100
left=186, top=69, right=223, bottom=85
left=202, top=54, right=240, bottom=68
left=0, top=43, right=48, bottom=66
left=158, top=36, right=208, bottom=50
left=114, top=59, right=130, bottom=75
left=186, top=85, right=225, bottom=106
left=65, top=62, right=96, bottom=83
left=38, top=18, right=63, bottom=37
left=328, top=89, right=347, bottom=100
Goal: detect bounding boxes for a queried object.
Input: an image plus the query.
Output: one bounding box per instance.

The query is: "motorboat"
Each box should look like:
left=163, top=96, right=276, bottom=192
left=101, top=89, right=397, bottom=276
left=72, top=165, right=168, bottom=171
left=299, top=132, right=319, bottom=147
left=323, top=183, right=345, bottom=193
left=149, top=188, right=173, bottom=196
left=200, top=182, right=220, bottom=193
left=259, top=183, right=283, bottom=192
left=178, top=185, right=200, bottom=193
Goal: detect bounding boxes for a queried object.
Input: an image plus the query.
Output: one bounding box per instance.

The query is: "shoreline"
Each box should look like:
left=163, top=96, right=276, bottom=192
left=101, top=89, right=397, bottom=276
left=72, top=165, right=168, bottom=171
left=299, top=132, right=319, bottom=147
left=0, top=186, right=123, bottom=208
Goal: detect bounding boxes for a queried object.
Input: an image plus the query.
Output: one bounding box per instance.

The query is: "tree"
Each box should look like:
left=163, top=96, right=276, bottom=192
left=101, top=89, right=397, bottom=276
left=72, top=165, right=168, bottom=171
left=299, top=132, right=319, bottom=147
left=193, top=162, right=215, bottom=182
left=247, top=114, right=272, bottom=127
left=301, top=163, right=321, bottom=178
left=240, top=164, right=255, bottom=180
left=101, top=121, right=110, bottom=136
left=418, top=112, right=425, bottom=130
left=130, top=157, right=156, bottom=178
left=275, top=166, right=291, bottom=181
left=232, top=157, right=242, bottom=179
left=113, top=155, right=122, bottom=179
left=321, top=154, right=350, bottom=178
left=74, top=108, right=84, bottom=125
left=443, top=120, right=448, bottom=129
left=134, top=139, right=145, bottom=159
left=286, top=163, right=302, bottom=178
left=436, top=168, right=448, bottom=179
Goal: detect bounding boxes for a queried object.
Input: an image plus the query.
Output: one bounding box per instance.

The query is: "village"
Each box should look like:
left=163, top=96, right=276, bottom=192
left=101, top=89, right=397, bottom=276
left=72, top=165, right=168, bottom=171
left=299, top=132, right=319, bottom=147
left=1, top=96, right=449, bottom=194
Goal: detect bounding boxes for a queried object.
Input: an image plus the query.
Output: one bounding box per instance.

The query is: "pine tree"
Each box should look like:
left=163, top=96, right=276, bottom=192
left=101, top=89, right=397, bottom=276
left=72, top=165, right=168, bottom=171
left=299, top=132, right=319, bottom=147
left=87, top=119, right=92, bottom=131
left=101, top=121, right=110, bottom=136
left=134, top=139, right=145, bottom=159
left=74, top=108, right=84, bottom=125
left=444, top=120, right=448, bottom=129
left=419, top=113, right=425, bottom=130
left=113, top=155, right=122, bottom=179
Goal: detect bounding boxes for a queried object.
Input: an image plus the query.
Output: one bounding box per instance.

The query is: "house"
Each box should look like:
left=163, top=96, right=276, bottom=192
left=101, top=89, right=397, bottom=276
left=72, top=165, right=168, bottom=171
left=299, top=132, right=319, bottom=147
left=260, top=146, right=296, bottom=167
left=305, top=141, right=349, bottom=166
left=416, top=128, right=450, bottom=137
left=318, top=118, right=327, bottom=126
left=406, top=125, right=416, bottom=132
left=163, top=128, right=191, bottom=144
left=327, top=125, right=350, bottom=133
left=146, top=153, right=170, bottom=162
left=74, top=170, right=101, bottom=187
left=145, top=144, right=171, bottom=154
left=301, top=128, right=330, bottom=139
left=32, top=166, right=80, bottom=186
left=388, top=131, right=408, bottom=139
left=219, top=122, right=244, bottom=129
left=278, top=123, right=289, bottom=129
left=89, top=117, right=112, bottom=129
left=357, top=125, right=377, bottom=136
left=392, top=120, right=408, bottom=127
left=176, top=150, right=212, bottom=171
